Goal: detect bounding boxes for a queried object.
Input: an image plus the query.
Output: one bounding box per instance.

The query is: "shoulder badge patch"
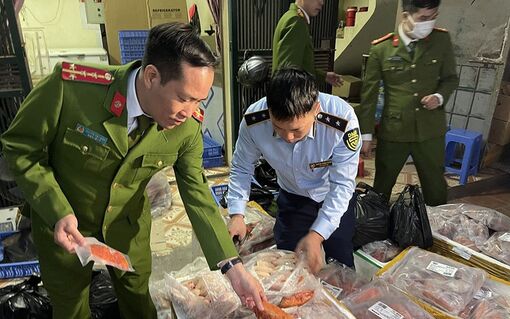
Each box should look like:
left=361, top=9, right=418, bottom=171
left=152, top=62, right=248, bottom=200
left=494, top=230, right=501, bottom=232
left=343, top=128, right=360, bottom=152
left=193, top=108, right=205, bottom=123
left=371, top=33, right=393, bottom=45
left=434, top=27, right=448, bottom=32
left=110, top=91, right=125, bottom=117
left=316, top=112, right=348, bottom=132
left=245, top=110, right=270, bottom=126
left=61, top=62, right=114, bottom=85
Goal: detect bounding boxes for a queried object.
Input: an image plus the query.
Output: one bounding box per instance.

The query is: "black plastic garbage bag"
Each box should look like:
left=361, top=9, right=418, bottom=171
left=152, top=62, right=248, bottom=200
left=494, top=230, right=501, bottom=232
left=389, top=184, right=433, bottom=249
left=1, top=230, right=38, bottom=263
left=253, top=159, right=279, bottom=193
left=352, top=182, right=390, bottom=249
left=219, top=182, right=275, bottom=213
left=0, top=276, right=51, bottom=319
left=89, top=271, right=120, bottom=319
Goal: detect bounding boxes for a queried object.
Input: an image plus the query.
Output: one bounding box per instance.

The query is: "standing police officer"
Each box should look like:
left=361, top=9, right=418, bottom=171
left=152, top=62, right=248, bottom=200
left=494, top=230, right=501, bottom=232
left=272, top=0, right=342, bottom=86
left=1, top=23, right=265, bottom=319
left=227, top=68, right=360, bottom=273
left=357, top=0, right=459, bottom=205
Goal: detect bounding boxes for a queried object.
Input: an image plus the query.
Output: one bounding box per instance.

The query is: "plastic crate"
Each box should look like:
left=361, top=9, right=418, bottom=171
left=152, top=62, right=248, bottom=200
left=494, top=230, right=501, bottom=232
left=203, top=135, right=222, bottom=158
left=119, top=30, right=149, bottom=64
left=203, top=155, right=224, bottom=168
left=0, top=231, right=40, bottom=279
left=210, top=184, right=228, bottom=207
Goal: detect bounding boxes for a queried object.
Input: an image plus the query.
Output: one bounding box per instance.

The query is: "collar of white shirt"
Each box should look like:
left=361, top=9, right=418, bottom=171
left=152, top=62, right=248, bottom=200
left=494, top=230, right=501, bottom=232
left=126, top=67, right=152, bottom=134
left=296, top=4, right=311, bottom=24
left=398, top=23, right=418, bottom=49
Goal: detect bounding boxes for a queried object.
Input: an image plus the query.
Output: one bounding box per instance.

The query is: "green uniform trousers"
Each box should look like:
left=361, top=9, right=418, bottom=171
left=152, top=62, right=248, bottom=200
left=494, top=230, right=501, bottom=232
left=373, top=136, right=447, bottom=206
left=31, top=212, right=156, bottom=319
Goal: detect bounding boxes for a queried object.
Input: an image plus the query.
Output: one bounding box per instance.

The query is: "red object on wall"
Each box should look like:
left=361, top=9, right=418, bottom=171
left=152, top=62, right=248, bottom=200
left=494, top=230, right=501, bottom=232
left=346, top=7, right=358, bottom=26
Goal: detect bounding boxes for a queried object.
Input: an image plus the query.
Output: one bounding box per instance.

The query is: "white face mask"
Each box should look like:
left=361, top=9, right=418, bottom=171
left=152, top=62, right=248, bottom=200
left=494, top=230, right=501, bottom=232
left=407, top=15, right=436, bottom=39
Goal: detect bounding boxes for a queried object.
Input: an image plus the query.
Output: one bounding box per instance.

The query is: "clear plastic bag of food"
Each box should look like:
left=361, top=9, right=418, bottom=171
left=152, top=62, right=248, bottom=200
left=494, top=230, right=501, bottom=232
left=146, top=171, right=172, bottom=218
left=361, top=239, right=402, bottom=263
left=343, top=280, right=434, bottom=319
left=428, top=204, right=510, bottom=232
left=480, top=232, right=510, bottom=265
left=317, top=260, right=368, bottom=299
left=243, top=249, right=298, bottom=291
left=236, top=207, right=276, bottom=256
left=459, top=278, right=510, bottom=319
left=436, top=214, right=489, bottom=251
left=379, top=247, right=486, bottom=315
left=75, top=237, right=134, bottom=272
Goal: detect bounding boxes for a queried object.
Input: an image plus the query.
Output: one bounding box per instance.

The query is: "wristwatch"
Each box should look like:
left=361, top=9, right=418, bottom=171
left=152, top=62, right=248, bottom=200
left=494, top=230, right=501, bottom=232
left=220, top=257, right=243, bottom=274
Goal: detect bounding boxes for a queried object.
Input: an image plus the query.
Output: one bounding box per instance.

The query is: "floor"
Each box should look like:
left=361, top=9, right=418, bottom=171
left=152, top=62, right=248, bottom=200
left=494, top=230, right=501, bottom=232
left=150, top=154, right=506, bottom=279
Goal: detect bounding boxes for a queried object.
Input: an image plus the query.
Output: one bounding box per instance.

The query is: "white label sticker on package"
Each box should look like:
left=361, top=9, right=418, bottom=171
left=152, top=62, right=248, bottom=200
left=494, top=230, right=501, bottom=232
left=498, top=232, right=510, bottom=242
left=426, top=261, right=458, bottom=277
left=368, top=301, right=404, bottom=319
left=474, top=287, right=493, bottom=300
left=452, top=246, right=472, bottom=260
left=320, top=280, right=343, bottom=298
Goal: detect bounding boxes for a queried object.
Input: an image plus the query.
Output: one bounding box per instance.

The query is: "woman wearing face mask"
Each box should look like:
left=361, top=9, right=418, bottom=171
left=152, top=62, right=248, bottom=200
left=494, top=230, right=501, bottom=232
left=356, top=0, right=459, bottom=207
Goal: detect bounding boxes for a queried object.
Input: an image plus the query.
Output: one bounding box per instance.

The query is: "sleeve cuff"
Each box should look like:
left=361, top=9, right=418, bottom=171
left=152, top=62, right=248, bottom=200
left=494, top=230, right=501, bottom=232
left=227, top=200, right=248, bottom=217
left=310, top=217, right=337, bottom=241
left=362, top=133, right=373, bottom=141
left=434, top=93, right=444, bottom=106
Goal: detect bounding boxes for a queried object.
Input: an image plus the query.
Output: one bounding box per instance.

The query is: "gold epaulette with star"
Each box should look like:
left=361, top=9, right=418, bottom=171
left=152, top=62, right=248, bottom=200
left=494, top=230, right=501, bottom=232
left=316, top=112, right=348, bottom=132
left=61, top=62, right=114, bottom=85
left=371, top=33, right=393, bottom=45
left=434, top=27, right=448, bottom=32
left=244, top=110, right=270, bottom=126
left=193, top=108, right=205, bottom=123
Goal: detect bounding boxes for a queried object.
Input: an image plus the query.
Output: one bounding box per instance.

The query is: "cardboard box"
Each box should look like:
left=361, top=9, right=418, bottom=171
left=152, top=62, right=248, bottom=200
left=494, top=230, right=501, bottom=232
left=488, top=118, right=510, bottom=145
left=104, top=0, right=188, bottom=64
left=332, top=75, right=362, bottom=99
left=481, top=143, right=504, bottom=167
left=493, top=94, right=510, bottom=122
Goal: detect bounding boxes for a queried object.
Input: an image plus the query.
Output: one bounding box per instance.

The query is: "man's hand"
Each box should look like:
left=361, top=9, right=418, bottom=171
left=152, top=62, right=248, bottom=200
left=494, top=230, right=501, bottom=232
left=295, top=231, right=325, bottom=274
left=421, top=94, right=440, bottom=110
left=325, top=72, right=343, bottom=87
left=360, top=140, right=372, bottom=158
left=225, top=263, right=267, bottom=311
left=54, top=214, right=85, bottom=253
left=228, top=214, right=247, bottom=240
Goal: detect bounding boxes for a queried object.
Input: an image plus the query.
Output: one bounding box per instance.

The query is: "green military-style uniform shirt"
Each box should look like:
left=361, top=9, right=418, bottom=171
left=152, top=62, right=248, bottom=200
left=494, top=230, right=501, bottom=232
left=272, top=3, right=325, bottom=82
left=358, top=28, right=459, bottom=142
left=1, top=61, right=237, bottom=319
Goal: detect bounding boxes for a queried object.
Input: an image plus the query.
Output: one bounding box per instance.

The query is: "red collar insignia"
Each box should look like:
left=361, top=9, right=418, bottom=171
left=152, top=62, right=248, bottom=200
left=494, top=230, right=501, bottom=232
left=61, top=62, right=114, bottom=85
left=392, top=35, right=399, bottom=47
left=110, top=91, right=126, bottom=117
left=192, top=108, right=204, bottom=123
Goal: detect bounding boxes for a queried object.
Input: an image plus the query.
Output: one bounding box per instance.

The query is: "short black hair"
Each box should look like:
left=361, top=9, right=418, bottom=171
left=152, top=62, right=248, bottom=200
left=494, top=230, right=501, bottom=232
left=267, top=68, right=318, bottom=121
left=142, top=22, right=219, bottom=84
left=402, top=0, right=440, bottom=13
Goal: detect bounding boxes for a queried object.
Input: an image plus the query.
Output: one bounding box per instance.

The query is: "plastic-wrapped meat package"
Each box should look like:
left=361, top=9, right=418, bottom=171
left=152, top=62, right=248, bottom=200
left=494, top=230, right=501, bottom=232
left=75, top=237, right=134, bottom=272
left=149, top=257, right=240, bottom=319
left=146, top=171, right=172, bottom=218
left=459, top=278, right=510, bottom=319
left=237, top=216, right=276, bottom=256
left=436, top=215, right=489, bottom=251
left=361, top=239, right=402, bottom=263
left=428, top=203, right=510, bottom=232
left=244, top=249, right=298, bottom=291
left=343, top=280, right=434, bottom=319
left=379, top=247, right=486, bottom=315
left=480, top=232, right=510, bottom=265
left=149, top=278, right=175, bottom=319
left=317, top=260, right=368, bottom=299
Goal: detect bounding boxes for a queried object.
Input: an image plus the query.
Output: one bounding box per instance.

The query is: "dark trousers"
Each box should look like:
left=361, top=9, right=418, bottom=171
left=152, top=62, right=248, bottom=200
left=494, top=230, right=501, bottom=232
left=274, top=189, right=356, bottom=267
left=374, top=136, right=447, bottom=206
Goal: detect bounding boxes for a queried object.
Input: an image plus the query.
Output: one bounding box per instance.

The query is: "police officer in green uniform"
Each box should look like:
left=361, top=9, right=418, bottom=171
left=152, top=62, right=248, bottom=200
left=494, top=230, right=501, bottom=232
left=272, top=0, right=342, bottom=86
left=1, top=23, right=265, bottom=319
left=357, top=0, right=459, bottom=206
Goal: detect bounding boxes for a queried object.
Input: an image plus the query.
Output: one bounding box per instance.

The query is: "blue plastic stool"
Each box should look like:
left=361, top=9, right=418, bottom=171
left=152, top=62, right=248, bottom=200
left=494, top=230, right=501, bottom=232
left=444, top=129, right=483, bottom=185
